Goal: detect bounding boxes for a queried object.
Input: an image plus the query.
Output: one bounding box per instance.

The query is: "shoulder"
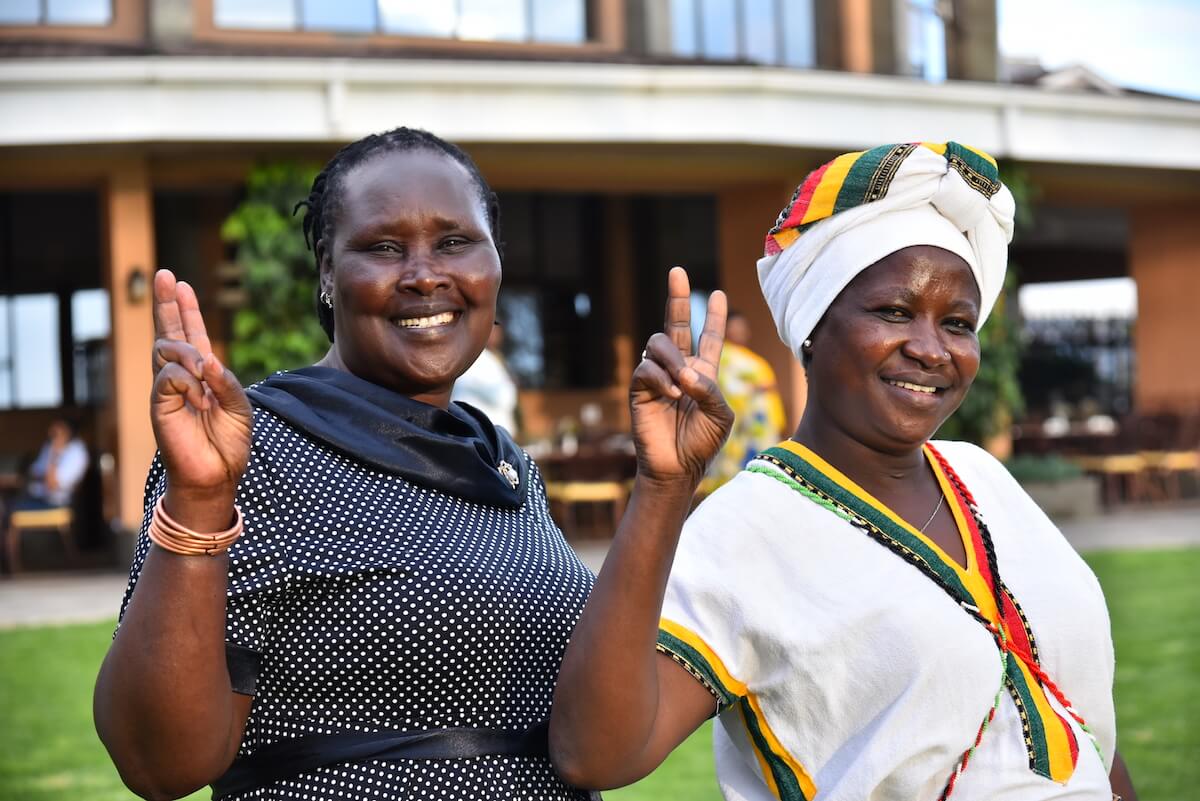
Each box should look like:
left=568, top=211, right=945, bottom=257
left=681, top=466, right=824, bottom=558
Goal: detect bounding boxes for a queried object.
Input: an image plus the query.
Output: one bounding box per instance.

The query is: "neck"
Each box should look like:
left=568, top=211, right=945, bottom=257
left=792, top=416, right=932, bottom=499
left=315, top=348, right=453, bottom=410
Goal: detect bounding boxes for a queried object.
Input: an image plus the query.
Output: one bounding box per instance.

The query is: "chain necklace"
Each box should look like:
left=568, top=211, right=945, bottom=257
left=918, top=492, right=945, bottom=533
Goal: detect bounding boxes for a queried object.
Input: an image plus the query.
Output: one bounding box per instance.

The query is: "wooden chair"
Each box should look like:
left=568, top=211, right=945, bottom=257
left=1071, top=454, right=1151, bottom=505
left=5, top=505, right=76, bottom=574
left=1141, top=450, right=1200, bottom=501
left=544, top=480, right=630, bottom=540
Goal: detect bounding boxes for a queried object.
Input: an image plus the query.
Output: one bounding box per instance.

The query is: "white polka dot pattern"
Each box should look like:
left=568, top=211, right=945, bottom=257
left=118, top=408, right=597, bottom=800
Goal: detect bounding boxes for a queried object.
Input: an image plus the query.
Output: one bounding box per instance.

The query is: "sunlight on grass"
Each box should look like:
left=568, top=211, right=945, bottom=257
left=0, top=547, right=1195, bottom=800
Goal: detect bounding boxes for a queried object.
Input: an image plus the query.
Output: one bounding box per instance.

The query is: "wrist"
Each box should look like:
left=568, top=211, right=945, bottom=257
left=162, top=485, right=238, bottom=532
left=632, top=472, right=699, bottom=502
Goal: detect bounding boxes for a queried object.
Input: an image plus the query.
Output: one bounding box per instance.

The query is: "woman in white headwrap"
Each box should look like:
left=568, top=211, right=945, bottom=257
left=550, top=143, right=1137, bottom=801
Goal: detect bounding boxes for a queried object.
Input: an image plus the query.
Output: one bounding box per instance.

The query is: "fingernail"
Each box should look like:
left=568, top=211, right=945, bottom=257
left=669, top=385, right=682, bottom=398
left=680, top=367, right=698, bottom=383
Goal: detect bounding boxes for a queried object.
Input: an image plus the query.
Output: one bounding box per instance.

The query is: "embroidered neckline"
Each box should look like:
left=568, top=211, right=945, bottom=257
left=749, top=441, right=1098, bottom=792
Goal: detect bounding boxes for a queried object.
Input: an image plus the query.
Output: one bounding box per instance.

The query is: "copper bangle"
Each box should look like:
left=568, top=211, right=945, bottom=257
left=149, top=497, right=243, bottom=556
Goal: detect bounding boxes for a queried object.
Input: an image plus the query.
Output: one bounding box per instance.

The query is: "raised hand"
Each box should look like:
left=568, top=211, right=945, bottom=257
left=150, top=270, right=252, bottom=506
left=630, top=267, right=733, bottom=486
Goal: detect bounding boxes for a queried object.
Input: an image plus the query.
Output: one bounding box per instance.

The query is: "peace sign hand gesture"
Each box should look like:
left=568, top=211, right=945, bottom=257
left=150, top=270, right=252, bottom=506
left=630, top=267, right=733, bottom=487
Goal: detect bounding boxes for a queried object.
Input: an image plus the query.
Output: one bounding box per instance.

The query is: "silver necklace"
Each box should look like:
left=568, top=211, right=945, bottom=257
left=918, top=492, right=945, bottom=533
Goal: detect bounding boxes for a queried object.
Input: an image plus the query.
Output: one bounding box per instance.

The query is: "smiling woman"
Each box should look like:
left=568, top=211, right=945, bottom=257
left=91, top=128, right=603, bottom=801
left=92, top=125, right=736, bottom=801
left=550, top=143, right=1138, bottom=801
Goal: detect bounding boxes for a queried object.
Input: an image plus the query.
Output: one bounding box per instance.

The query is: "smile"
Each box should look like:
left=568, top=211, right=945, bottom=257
left=395, top=311, right=457, bottom=329
left=885, top=379, right=939, bottom=394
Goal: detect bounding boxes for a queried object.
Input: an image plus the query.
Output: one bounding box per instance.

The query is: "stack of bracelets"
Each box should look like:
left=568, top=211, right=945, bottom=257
left=148, top=497, right=244, bottom=556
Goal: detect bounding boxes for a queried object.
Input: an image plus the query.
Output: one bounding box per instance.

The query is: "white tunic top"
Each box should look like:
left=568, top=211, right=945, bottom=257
left=658, top=440, right=1116, bottom=801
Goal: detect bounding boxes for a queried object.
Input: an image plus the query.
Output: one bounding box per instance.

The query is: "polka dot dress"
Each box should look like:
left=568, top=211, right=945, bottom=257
left=119, top=408, right=597, bottom=800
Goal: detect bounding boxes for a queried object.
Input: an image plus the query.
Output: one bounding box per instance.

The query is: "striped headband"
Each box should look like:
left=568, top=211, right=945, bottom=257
left=757, top=142, right=1016, bottom=359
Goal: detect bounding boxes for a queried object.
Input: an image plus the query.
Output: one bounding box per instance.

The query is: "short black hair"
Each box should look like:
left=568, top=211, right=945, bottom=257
left=294, top=127, right=502, bottom=341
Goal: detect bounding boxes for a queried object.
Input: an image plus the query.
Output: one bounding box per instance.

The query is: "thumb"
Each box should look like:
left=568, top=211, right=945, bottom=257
left=679, top=366, right=730, bottom=420
left=202, top=354, right=251, bottom=418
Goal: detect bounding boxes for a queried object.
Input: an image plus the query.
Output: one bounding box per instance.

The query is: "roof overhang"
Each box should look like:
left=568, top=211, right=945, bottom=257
left=2, top=57, right=1198, bottom=172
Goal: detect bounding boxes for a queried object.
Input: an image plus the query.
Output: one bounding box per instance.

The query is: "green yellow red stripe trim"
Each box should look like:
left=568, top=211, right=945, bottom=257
left=657, top=619, right=816, bottom=800
left=753, top=441, right=1080, bottom=784
left=768, top=441, right=975, bottom=605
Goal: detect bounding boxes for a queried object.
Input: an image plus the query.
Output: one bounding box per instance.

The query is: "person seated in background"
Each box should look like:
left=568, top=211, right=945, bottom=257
left=14, top=418, right=89, bottom=511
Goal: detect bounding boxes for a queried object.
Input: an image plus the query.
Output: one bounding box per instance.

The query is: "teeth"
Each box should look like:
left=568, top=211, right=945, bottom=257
left=397, top=311, right=455, bottom=329
left=887, top=379, right=938, bottom=394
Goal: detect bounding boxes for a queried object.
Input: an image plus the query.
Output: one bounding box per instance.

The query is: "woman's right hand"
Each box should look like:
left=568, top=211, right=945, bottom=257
left=151, top=269, right=252, bottom=502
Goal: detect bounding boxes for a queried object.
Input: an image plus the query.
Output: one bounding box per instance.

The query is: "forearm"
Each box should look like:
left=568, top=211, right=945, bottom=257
left=94, top=489, right=243, bottom=799
left=1110, top=749, right=1137, bottom=801
left=550, top=475, right=694, bottom=785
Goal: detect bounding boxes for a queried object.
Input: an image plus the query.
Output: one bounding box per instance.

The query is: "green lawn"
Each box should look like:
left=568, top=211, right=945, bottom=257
left=1, top=548, right=1196, bottom=801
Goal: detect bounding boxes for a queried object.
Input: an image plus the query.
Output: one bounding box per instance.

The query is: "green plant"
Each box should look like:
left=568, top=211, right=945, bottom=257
left=936, top=163, right=1036, bottom=445
left=1004, top=454, right=1084, bottom=484
left=221, top=163, right=328, bottom=383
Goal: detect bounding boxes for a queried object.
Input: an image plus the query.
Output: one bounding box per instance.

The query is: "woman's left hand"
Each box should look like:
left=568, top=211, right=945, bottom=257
left=630, top=267, right=733, bottom=486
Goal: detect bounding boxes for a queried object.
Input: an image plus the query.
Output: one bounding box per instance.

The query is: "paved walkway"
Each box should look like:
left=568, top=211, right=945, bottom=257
left=2, top=503, right=1196, bottom=630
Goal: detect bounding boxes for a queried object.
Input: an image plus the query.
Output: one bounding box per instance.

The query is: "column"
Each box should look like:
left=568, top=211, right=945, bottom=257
left=105, top=160, right=157, bottom=531
left=1130, top=202, right=1200, bottom=411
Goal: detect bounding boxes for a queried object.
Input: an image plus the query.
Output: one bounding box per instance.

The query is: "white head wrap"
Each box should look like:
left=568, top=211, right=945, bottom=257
left=757, top=143, right=1016, bottom=360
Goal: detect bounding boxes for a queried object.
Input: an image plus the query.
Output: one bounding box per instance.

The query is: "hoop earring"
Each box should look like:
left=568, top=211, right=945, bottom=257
left=320, top=291, right=333, bottom=308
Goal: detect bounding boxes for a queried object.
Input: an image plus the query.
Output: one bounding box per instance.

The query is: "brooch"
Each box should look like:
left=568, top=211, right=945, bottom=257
left=498, top=460, right=520, bottom=489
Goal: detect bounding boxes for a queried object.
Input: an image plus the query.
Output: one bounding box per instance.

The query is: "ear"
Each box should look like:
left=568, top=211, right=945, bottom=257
left=316, top=240, right=333, bottom=293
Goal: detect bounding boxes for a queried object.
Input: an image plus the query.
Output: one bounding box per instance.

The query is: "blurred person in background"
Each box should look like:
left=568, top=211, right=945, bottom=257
left=551, top=142, right=1137, bottom=801
left=13, top=418, right=88, bottom=511
left=452, top=322, right=519, bottom=437
left=700, top=310, right=787, bottom=494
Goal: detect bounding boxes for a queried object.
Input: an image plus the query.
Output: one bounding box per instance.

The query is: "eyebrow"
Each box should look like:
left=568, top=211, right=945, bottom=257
left=866, top=287, right=980, bottom=311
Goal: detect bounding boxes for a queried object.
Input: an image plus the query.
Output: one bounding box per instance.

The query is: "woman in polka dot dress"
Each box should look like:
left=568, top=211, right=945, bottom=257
left=93, top=127, right=735, bottom=801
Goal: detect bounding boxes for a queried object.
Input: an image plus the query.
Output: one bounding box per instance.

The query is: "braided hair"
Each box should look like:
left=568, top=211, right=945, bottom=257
left=294, top=127, right=503, bottom=341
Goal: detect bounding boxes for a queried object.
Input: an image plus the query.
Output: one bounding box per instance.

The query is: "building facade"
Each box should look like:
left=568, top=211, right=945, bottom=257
left=2, top=0, right=1199, bottom=530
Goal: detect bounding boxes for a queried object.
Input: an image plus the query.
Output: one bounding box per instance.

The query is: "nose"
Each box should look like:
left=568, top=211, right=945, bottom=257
left=397, top=249, right=451, bottom=295
left=901, top=317, right=951, bottom=368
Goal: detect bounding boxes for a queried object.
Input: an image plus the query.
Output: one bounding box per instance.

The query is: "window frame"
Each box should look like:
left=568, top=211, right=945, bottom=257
left=194, top=0, right=625, bottom=56
left=895, top=0, right=948, bottom=81
left=660, top=0, right=817, bottom=68
left=0, top=0, right=142, bottom=44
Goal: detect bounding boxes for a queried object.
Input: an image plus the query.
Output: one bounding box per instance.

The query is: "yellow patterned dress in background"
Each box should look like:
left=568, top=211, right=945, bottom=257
left=701, top=343, right=787, bottom=494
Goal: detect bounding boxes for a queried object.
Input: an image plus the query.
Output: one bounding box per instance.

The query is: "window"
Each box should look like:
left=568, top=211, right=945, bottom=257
left=0, top=0, right=112, bottom=26
left=898, top=0, right=947, bottom=81
left=493, top=193, right=608, bottom=389
left=213, top=0, right=589, bottom=43
left=630, top=195, right=720, bottom=362
left=0, top=191, right=106, bottom=410
left=665, top=0, right=815, bottom=67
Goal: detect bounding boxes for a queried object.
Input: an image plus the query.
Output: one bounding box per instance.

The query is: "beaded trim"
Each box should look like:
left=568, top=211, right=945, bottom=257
left=749, top=446, right=1101, bottom=797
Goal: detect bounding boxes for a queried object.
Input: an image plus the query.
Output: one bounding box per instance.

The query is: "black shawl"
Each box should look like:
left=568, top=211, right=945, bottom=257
left=247, top=367, right=527, bottom=508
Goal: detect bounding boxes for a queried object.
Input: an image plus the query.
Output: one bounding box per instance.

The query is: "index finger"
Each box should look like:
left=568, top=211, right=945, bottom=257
left=663, top=266, right=692, bottom=357
left=153, top=269, right=186, bottom=342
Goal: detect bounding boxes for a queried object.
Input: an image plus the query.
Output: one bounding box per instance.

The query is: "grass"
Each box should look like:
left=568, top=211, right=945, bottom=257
left=1, top=548, right=1196, bottom=801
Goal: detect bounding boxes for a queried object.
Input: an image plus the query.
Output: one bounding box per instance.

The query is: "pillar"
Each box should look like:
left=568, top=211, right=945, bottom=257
left=106, top=160, right=157, bottom=530
left=1130, top=202, right=1200, bottom=411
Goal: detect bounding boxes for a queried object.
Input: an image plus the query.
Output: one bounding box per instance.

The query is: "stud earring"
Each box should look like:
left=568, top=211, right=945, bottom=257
left=802, top=338, right=813, bottom=350
left=320, top=290, right=332, bottom=308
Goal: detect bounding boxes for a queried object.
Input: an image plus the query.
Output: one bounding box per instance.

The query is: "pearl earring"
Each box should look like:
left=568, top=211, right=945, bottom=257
left=802, top=338, right=813, bottom=350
